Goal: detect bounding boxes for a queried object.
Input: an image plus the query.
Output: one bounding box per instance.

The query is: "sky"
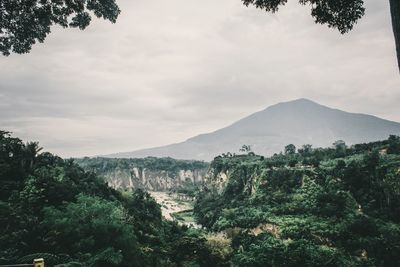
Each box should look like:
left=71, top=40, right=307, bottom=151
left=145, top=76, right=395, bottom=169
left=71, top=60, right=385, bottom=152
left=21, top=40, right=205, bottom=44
left=0, top=0, right=399, bottom=158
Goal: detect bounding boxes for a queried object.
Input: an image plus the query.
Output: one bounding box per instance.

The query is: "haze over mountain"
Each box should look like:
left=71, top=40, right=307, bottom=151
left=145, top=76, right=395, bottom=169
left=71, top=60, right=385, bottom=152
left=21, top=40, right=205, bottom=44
left=106, top=99, right=400, bottom=161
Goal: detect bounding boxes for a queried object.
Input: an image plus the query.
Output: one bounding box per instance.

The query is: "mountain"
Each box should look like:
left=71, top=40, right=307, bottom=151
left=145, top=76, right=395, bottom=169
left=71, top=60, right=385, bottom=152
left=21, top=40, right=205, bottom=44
left=106, top=98, right=400, bottom=161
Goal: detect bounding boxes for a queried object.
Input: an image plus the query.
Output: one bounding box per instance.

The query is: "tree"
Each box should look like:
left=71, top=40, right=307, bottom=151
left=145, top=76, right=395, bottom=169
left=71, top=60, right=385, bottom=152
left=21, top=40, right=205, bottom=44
left=284, top=144, right=296, bottom=155
left=387, top=135, right=400, bottom=154
left=333, top=140, right=347, bottom=156
left=24, top=141, right=42, bottom=170
left=242, top=0, right=400, bottom=72
left=239, top=145, right=252, bottom=153
left=298, top=144, right=313, bottom=156
left=43, top=194, right=141, bottom=266
left=389, top=0, right=400, bottom=72
left=333, top=140, right=346, bottom=149
left=0, top=0, right=120, bottom=55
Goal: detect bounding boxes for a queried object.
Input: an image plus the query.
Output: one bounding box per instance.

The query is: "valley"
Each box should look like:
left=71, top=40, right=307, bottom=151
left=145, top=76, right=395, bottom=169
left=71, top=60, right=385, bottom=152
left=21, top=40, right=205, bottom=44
left=150, top=191, right=200, bottom=228
left=76, top=157, right=207, bottom=228
left=76, top=157, right=208, bottom=191
left=2, top=131, right=400, bottom=266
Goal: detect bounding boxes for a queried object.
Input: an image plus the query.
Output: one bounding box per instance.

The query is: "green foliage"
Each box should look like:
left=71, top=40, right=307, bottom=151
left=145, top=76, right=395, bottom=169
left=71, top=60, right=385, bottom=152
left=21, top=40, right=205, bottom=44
left=76, top=156, right=208, bottom=175
left=242, top=0, right=399, bottom=72
left=388, top=135, right=400, bottom=154
left=43, top=194, right=137, bottom=266
left=0, top=131, right=218, bottom=267
left=239, top=144, right=252, bottom=153
left=195, top=135, right=400, bottom=266
left=232, top=233, right=373, bottom=267
left=0, top=0, right=120, bottom=56
left=76, top=156, right=209, bottom=194
left=241, top=0, right=365, bottom=34
left=169, top=235, right=228, bottom=267
left=284, top=144, right=296, bottom=155
left=2, top=131, right=400, bottom=266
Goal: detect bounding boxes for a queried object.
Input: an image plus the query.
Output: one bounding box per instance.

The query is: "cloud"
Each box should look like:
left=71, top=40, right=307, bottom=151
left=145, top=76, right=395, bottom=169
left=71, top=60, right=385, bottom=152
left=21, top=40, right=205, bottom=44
left=0, top=0, right=399, bottom=157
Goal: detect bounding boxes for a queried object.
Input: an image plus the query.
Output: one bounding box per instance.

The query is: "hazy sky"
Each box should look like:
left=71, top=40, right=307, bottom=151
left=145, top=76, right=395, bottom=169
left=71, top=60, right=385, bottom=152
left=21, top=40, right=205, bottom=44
left=1, top=0, right=399, bottom=157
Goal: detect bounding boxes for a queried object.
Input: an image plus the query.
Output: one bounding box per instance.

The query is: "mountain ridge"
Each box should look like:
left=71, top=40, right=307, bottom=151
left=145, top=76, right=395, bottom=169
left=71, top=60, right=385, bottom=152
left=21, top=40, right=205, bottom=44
left=105, top=98, right=400, bottom=161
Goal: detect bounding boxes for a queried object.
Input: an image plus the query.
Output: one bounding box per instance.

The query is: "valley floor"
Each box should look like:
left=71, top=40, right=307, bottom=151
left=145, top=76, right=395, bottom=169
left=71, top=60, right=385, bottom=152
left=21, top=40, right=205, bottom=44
left=149, top=191, right=200, bottom=228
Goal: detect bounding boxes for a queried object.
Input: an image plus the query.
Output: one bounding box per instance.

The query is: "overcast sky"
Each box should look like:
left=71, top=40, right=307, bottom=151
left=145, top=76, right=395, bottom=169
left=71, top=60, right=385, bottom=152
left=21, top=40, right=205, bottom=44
left=1, top=0, right=399, bottom=157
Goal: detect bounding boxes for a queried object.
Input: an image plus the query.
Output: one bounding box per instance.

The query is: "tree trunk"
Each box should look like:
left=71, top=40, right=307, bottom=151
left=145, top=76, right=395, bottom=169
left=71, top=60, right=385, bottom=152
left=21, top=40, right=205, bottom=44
left=389, top=0, right=400, bottom=72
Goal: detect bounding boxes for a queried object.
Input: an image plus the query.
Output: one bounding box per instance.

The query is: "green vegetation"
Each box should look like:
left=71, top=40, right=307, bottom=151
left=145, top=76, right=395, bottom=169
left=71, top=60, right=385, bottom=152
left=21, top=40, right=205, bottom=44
left=76, top=157, right=209, bottom=178
left=0, top=0, right=120, bottom=56
left=0, top=131, right=223, bottom=267
left=2, top=130, right=400, bottom=266
left=242, top=0, right=400, bottom=72
left=76, top=157, right=208, bottom=193
left=171, top=210, right=195, bottom=222
left=173, top=182, right=202, bottom=198
left=194, top=136, right=400, bottom=266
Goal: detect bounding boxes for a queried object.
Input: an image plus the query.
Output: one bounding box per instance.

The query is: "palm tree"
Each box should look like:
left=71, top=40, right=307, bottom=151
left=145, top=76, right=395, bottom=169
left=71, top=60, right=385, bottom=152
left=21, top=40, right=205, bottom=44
left=24, top=141, right=43, bottom=170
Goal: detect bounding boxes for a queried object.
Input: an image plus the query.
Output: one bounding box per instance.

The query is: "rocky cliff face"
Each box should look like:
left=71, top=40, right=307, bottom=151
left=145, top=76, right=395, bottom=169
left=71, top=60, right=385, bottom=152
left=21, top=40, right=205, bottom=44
left=105, top=167, right=208, bottom=191
left=204, top=155, right=272, bottom=196
left=76, top=157, right=209, bottom=191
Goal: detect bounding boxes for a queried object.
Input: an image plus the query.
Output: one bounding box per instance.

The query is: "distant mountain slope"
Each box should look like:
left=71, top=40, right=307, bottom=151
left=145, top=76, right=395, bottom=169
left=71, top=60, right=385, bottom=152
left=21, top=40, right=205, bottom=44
left=106, top=99, right=400, bottom=161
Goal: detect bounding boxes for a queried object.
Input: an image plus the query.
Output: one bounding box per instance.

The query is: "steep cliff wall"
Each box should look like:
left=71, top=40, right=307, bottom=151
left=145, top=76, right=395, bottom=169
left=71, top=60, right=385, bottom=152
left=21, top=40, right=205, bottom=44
left=203, top=154, right=315, bottom=198
left=76, top=157, right=209, bottom=191
left=105, top=167, right=208, bottom=191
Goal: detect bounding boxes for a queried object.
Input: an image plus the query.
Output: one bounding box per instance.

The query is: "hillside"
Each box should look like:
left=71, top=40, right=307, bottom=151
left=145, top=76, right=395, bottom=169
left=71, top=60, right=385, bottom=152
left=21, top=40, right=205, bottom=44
left=76, top=157, right=209, bottom=191
left=0, top=131, right=227, bottom=266
left=106, top=99, right=400, bottom=161
left=194, top=135, right=400, bottom=266
left=2, top=131, right=400, bottom=266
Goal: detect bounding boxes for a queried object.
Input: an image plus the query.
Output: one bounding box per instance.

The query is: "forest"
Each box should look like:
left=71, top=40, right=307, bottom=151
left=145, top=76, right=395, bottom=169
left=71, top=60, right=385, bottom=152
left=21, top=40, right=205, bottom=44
left=194, top=136, right=400, bottom=266
left=76, top=157, right=208, bottom=176
left=1, top=130, right=400, bottom=266
left=0, top=131, right=225, bottom=267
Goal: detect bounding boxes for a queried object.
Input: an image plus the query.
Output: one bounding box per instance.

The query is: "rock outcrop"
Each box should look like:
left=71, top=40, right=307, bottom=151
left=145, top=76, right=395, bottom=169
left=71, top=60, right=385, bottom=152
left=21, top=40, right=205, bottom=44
left=105, top=167, right=208, bottom=191
left=76, top=157, right=209, bottom=191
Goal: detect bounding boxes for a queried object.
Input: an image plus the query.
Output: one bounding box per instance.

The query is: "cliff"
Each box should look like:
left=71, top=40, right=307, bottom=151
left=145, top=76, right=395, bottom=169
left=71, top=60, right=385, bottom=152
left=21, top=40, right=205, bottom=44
left=105, top=167, right=207, bottom=191
left=76, top=157, right=209, bottom=191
